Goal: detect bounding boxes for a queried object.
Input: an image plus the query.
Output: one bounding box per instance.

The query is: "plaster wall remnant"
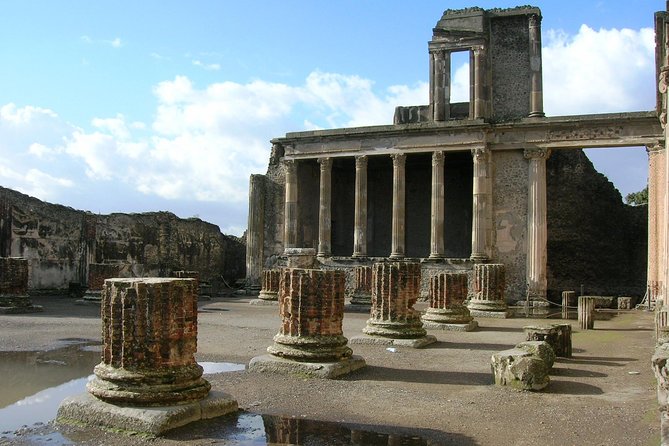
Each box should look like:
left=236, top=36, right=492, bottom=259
left=249, top=267, right=365, bottom=378
left=422, top=271, right=477, bottom=331
left=57, top=277, right=238, bottom=434
left=247, top=5, right=656, bottom=307
left=0, top=186, right=245, bottom=295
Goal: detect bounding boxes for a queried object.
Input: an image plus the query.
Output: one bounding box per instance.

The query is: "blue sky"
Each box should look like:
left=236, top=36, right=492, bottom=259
left=0, top=1, right=662, bottom=235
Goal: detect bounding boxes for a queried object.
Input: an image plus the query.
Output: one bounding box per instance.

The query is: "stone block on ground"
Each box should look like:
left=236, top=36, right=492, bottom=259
left=491, top=348, right=550, bottom=391
left=617, top=296, right=633, bottom=310
left=515, top=340, right=555, bottom=369
left=523, top=323, right=572, bottom=358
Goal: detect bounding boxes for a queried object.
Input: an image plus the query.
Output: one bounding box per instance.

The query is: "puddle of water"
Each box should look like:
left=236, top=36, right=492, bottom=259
left=166, top=413, right=432, bottom=445
left=0, top=344, right=246, bottom=435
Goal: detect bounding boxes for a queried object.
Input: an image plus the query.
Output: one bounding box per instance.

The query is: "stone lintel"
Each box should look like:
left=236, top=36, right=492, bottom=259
left=57, top=391, right=238, bottom=436
left=422, top=320, right=478, bottom=332
left=248, top=354, right=366, bottom=379
left=349, top=334, right=437, bottom=348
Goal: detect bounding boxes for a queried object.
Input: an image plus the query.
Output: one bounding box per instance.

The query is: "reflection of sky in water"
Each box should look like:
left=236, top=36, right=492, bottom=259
left=0, top=362, right=244, bottom=433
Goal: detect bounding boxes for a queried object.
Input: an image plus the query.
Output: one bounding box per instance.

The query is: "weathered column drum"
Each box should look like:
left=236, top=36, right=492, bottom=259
left=258, top=269, right=281, bottom=301
left=267, top=268, right=351, bottom=362
left=362, top=261, right=426, bottom=339
left=422, top=272, right=476, bottom=330
left=350, top=265, right=372, bottom=306
left=0, top=257, right=30, bottom=308
left=87, top=278, right=211, bottom=406
left=468, top=263, right=508, bottom=316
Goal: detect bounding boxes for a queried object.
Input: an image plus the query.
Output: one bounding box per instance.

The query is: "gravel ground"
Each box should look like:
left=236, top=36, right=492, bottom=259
left=0, top=295, right=659, bottom=445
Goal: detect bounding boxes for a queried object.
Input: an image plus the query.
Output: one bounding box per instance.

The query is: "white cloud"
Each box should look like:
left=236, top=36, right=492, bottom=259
left=192, top=60, right=221, bottom=71
left=109, top=37, right=123, bottom=48
left=543, top=25, right=655, bottom=115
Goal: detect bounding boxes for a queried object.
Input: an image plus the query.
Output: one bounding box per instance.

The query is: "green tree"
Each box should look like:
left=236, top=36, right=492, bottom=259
left=625, top=185, right=648, bottom=206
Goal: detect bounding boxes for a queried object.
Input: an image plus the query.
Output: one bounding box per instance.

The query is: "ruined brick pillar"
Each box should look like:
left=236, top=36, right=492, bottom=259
left=429, top=151, right=445, bottom=259
left=0, top=257, right=32, bottom=309
left=422, top=272, right=476, bottom=330
left=352, top=155, right=368, bottom=258
left=317, top=158, right=332, bottom=257
left=470, top=147, right=490, bottom=262
left=468, top=263, right=509, bottom=317
left=350, top=265, right=372, bottom=306
left=362, top=261, right=426, bottom=339
left=88, top=278, right=211, bottom=405
left=389, top=154, right=406, bottom=258
left=258, top=269, right=281, bottom=301
left=267, top=268, right=352, bottom=362
left=246, top=174, right=265, bottom=291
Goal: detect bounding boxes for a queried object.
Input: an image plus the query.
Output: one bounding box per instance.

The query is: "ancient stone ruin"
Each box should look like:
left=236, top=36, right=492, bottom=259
left=249, top=267, right=365, bottom=378
left=57, top=278, right=237, bottom=435
left=422, top=271, right=477, bottom=331
left=468, top=263, right=509, bottom=318
left=0, top=257, right=41, bottom=313
left=350, top=261, right=436, bottom=348
left=348, top=265, right=372, bottom=309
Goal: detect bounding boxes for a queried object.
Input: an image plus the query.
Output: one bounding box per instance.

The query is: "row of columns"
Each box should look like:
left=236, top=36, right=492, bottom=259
left=283, top=148, right=549, bottom=300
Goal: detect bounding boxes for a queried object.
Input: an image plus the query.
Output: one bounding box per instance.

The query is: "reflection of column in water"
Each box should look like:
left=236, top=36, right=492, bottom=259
left=262, top=415, right=301, bottom=445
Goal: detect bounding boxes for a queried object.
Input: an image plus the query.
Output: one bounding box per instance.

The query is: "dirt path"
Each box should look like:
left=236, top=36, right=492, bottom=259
left=0, top=295, right=659, bottom=445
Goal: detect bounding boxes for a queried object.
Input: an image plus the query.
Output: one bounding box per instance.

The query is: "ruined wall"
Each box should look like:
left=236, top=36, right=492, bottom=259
left=0, top=186, right=245, bottom=292
left=492, top=150, right=528, bottom=302
left=546, top=149, right=647, bottom=299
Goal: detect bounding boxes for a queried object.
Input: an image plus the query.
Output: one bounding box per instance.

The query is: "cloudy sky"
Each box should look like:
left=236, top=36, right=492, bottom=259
left=0, top=1, right=661, bottom=236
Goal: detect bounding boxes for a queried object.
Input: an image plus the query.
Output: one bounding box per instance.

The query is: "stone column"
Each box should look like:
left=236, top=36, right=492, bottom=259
left=250, top=268, right=366, bottom=378
left=578, top=296, right=595, bottom=330
left=472, top=45, right=487, bottom=120
left=422, top=272, right=477, bottom=331
left=430, top=50, right=450, bottom=121
left=528, top=13, right=545, bottom=118
left=648, top=143, right=665, bottom=307
left=246, top=174, right=265, bottom=291
left=468, top=263, right=509, bottom=317
left=470, top=147, right=489, bottom=261
left=429, top=151, right=446, bottom=259
left=353, top=155, right=368, bottom=257
left=390, top=153, right=406, bottom=258
left=317, top=158, right=332, bottom=257
left=0, top=257, right=40, bottom=313
left=350, top=265, right=372, bottom=306
left=88, top=278, right=210, bottom=405
left=283, top=160, right=298, bottom=252
left=524, top=148, right=550, bottom=302
left=660, top=27, right=669, bottom=310
left=355, top=261, right=435, bottom=347
left=258, top=269, right=281, bottom=301
left=561, top=290, right=576, bottom=318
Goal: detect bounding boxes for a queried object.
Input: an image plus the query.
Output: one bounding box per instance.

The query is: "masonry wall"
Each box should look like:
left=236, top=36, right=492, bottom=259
left=0, top=186, right=245, bottom=293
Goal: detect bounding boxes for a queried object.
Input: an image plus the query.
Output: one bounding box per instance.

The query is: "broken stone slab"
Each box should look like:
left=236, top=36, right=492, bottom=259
left=491, top=348, right=550, bottom=391
left=515, top=340, right=555, bottom=369
left=57, top=390, right=237, bottom=436
left=248, top=354, right=366, bottom=379
left=421, top=320, right=478, bottom=332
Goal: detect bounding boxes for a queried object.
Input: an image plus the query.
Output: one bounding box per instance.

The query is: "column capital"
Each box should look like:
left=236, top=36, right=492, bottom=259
left=355, top=155, right=368, bottom=169
left=390, top=153, right=406, bottom=166
left=318, top=157, right=332, bottom=170
left=432, top=150, right=445, bottom=166
left=283, top=159, right=296, bottom=174
left=523, top=148, right=551, bottom=160
left=528, top=13, right=542, bottom=27
left=471, top=146, right=490, bottom=161
left=647, top=142, right=665, bottom=153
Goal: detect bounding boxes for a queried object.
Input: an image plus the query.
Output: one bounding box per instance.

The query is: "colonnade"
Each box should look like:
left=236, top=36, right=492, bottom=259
left=282, top=148, right=550, bottom=300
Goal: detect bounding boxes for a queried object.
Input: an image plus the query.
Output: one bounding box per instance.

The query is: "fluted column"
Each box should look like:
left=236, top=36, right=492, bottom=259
left=390, top=153, right=406, bottom=258
left=471, top=147, right=489, bottom=261
left=430, top=50, right=450, bottom=121
left=317, top=158, right=332, bottom=257
left=528, top=13, right=545, bottom=118
left=524, top=148, right=550, bottom=302
left=353, top=156, right=368, bottom=257
left=246, top=174, right=265, bottom=290
left=468, top=263, right=508, bottom=317
left=661, top=46, right=669, bottom=308
left=283, top=160, right=297, bottom=251
left=472, top=45, right=487, bottom=120
left=429, top=151, right=445, bottom=258
left=648, top=143, right=665, bottom=305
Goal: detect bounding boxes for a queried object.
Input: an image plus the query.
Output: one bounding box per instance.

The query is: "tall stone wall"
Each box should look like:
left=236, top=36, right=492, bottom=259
left=0, top=186, right=245, bottom=293
left=546, top=149, right=647, bottom=299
